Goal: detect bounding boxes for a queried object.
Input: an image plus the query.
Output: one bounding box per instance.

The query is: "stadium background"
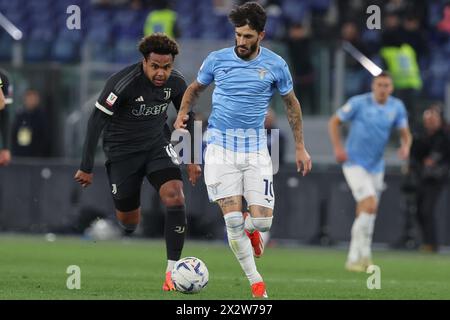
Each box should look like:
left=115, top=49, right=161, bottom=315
left=0, top=0, right=449, bottom=250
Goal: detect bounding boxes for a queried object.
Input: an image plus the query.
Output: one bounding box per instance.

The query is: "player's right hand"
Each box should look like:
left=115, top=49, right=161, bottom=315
left=296, top=146, right=312, bottom=176
left=74, top=170, right=93, bottom=188
left=334, top=146, right=348, bottom=163
left=187, top=164, right=202, bottom=186
left=174, top=114, right=189, bottom=130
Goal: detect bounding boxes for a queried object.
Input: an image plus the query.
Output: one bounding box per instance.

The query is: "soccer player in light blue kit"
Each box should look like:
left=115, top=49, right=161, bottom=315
left=174, top=2, right=312, bottom=298
left=328, top=72, right=412, bottom=272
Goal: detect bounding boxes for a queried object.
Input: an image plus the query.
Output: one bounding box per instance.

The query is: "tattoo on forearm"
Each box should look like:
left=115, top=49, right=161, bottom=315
left=283, top=92, right=304, bottom=146
left=180, top=83, right=205, bottom=114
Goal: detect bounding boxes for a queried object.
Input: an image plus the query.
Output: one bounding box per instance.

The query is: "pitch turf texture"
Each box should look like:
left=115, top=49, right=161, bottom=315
left=1, top=235, right=449, bottom=300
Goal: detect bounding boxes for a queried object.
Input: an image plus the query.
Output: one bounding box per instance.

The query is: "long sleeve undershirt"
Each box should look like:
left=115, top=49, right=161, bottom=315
left=0, top=108, right=10, bottom=150
left=79, top=108, right=110, bottom=173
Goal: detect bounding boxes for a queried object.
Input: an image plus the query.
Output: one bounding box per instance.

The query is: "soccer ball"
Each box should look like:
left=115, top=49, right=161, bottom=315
left=172, top=257, right=209, bottom=294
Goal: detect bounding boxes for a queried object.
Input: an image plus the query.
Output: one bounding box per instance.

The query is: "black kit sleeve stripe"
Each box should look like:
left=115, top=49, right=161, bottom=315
left=114, top=67, right=141, bottom=93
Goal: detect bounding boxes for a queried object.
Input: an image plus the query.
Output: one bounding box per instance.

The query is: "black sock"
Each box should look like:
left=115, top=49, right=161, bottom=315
left=165, top=205, right=187, bottom=261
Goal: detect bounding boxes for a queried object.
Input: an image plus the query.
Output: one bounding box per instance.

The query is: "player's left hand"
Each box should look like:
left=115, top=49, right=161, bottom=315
left=174, top=114, right=189, bottom=130
left=397, top=145, right=409, bottom=160
left=296, top=146, right=312, bottom=176
left=0, top=149, right=11, bottom=166
left=187, top=164, right=202, bottom=186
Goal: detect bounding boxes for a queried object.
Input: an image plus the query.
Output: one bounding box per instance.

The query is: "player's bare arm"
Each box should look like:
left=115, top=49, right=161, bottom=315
left=172, top=80, right=204, bottom=185
left=398, top=127, right=412, bottom=160
left=282, top=90, right=312, bottom=176
left=174, top=80, right=208, bottom=129
left=328, top=115, right=348, bottom=163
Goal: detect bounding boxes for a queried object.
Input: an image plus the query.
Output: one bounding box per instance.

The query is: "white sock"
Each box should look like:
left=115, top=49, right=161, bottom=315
left=244, top=214, right=256, bottom=233
left=166, top=260, right=176, bottom=273
left=245, top=215, right=271, bottom=246
left=260, top=231, right=270, bottom=246
left=358, top=212, right=376, bottom=259
left=347, top=216, right=362, bottom=263
left=224, top=212, right=263, bottom=285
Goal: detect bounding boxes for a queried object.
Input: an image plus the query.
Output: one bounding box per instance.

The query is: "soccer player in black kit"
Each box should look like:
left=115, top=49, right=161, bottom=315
left=0, top=69, right=12, bottom=166
left=74, top=33, right=201, bottom=291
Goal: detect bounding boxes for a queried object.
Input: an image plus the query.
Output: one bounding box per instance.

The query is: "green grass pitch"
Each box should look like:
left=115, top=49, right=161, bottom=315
left=1, top=235, right=449, bottom=300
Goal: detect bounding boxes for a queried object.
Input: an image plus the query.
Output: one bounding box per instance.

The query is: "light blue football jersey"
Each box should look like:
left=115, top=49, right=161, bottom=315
left=197, top=46, right=293, bottom=152
left=337, top=92, right=408, bottom=173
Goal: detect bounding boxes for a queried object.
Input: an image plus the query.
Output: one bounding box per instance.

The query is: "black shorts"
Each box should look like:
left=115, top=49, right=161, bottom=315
left=105, top=143, right=182, bottom=203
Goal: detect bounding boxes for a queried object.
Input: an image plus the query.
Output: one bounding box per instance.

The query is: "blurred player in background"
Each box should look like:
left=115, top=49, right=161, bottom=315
left=74, top=33, right=201, bottom=291
left=0, top=69, right=13, bottom=166
left=174, top=2, right=311, bottom=298
left=328, top=72, right=412, bottom=272
left=409, top=104, right=450, bottom=253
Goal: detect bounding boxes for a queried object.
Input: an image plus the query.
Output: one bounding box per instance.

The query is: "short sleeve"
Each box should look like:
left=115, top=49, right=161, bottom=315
left=276, top=61, right=293, bottom=96
left=197, top=53, right=215, bottom=86
left=336, top=97, right=360, bottom=122
left=95, top=76, right=123, bottom=116
left=394, top=101, right=408, bottom=129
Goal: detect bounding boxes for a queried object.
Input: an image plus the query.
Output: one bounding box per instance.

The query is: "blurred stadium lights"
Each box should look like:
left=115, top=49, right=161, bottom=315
left=0, top=12, right=22, bottom=40
left=0, top=12, right=23, bottom=67
left=342, top=41, right=383, bottom=76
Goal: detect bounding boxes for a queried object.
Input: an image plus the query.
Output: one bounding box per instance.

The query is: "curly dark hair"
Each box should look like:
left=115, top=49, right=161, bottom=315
left=228, top=2, right=267, bottom=33
left=138, top=33, right=179, bottom=60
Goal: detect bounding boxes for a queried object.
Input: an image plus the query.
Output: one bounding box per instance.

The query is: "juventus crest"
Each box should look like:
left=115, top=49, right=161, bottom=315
left=163, top=88, right=171, bottom=100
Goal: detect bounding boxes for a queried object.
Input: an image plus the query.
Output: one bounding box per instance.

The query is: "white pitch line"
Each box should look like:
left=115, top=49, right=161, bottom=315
left=209, top=275, right=450, bottom=286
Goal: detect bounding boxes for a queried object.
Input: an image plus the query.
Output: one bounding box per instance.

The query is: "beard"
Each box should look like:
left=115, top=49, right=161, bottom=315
left=235, top=41, right=259, bottom=59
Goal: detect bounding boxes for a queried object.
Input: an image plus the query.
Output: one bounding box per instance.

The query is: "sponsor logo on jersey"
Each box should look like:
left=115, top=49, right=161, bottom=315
left=135, top=96, right=144, bottom=102
left=132, top=103, right=169, bottom=116
left=106, top=92, right=118, bottom=106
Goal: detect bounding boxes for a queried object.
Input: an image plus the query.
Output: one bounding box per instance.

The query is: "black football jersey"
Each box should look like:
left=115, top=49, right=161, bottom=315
left=95, top=62, right=187, bottom=161
left=0, top=69, right=11, bottom=99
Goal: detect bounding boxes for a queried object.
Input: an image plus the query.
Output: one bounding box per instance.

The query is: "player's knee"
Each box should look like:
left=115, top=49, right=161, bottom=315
left=251, top=216, right=273, bottom=232
left=160, top=188, right=185, bottom=207
left=359, top=197, right=378, bottom=213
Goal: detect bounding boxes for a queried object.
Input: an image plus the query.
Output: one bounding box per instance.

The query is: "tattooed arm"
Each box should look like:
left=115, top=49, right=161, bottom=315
left=281, top=90, right=312, bottom=176
left=174, top=80, right=208, bottom=130
left=172, top=80, right=207, bottom=185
